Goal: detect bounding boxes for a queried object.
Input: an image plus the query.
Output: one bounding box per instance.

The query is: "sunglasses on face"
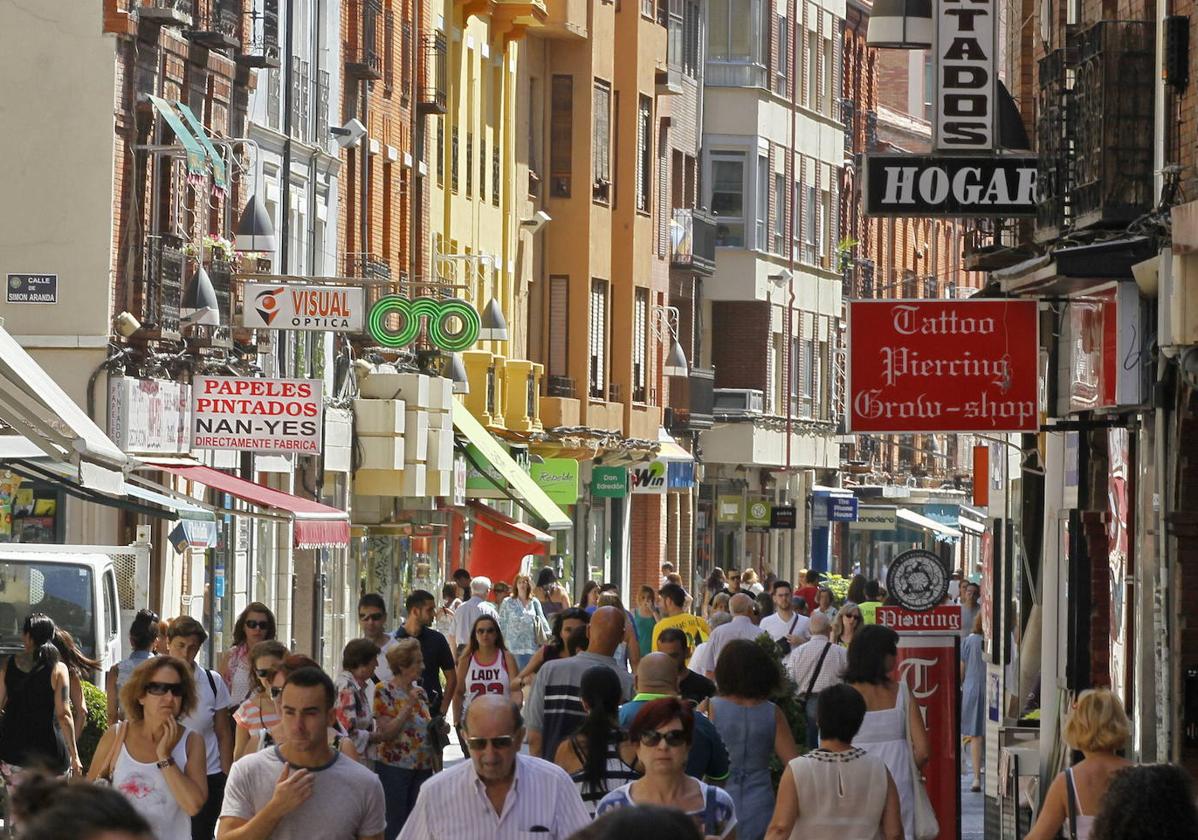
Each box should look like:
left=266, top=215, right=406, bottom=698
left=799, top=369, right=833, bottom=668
left=146, top=682, right=185, bottom=697
left=639, top=729, right=689, bottom=748
left=360, top=612, right=385, bottom=623
left=244, top=619, right=269, bottom=631
left=466, top=735, right=515, bottom=750
left=846, top=614, right=861, bottom=621
left=270, top=686, right=284, bottom=699
left=476, top=627, right=497, bottom=635
left=255, top=668, right=275, bottom=679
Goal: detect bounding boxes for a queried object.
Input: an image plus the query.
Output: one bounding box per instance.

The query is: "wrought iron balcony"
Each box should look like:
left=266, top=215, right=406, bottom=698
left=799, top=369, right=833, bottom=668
left=1034, top=47, right=1070, bottom=243
left=546, top=376, right=576, bottom=398
left=345, top=0, right=384, bottom=80
left=418, top=32, right=448, bottom=114
left=963, top=219, right=1030, bottom=272
left=667, top=366, right=714, bottom=431
left=185, top=0, right=240, bottom=50
left=141, top=236, right=186, bottom=337
left=237, top=0, right=279, bottom=67
left=137, top=0, right=193, bottom=26
left=670, top=208, right=716, bottom=274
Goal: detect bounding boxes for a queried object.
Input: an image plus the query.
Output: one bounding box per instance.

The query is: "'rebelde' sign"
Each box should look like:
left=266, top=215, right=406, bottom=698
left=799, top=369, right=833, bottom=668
left=847, top=299, right=1039, bottom=433
left=191, top=376, right=323, bottom=454
left=863, top=154, right=1037, bottom=217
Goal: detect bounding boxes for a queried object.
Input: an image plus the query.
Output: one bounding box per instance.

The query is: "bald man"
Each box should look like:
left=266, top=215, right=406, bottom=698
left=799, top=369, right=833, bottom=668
left=525, top=606, right=634, bottom=760
left=703, top=593, right=768, bottom=681
left=617, top=653, right=730, bottom=784
left=399, top=696, right=590, bottom=838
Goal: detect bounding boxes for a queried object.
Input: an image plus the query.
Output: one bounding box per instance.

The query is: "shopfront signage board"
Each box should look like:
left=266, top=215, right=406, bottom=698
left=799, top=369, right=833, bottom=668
left=717, top=495, right=743, bottom=524
left=191, top=376, right=323, bottom=454
left=241, top=283, right=366, bottom=332
left=591, top=466, right=628, bottom=498
left=530, top=458, right=579, bottom=506
left=827, top=496, right=859, bottom=522
left=934, top=0, right=997, bottom=150
left=367, top=296, right=481, bottom=351
left=863, top=155, right=1037, bottom=217
left=746, top=499, right=771, bottom=528
left=848, top=299, right=1039, bottom=433
left=851, top=505, right=898, bottom=531
left=770, top=505, right=797, bottom=529
left=108, top=378, right=191, bottom=454
left=629, top=460, right=668, bottom=494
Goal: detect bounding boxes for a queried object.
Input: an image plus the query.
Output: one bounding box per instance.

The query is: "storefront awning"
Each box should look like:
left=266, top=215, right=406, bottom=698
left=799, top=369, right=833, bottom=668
left=464, top=501, right=551, bottom=586
left=957, top=516, right=986, bottom=535
left=656, top=427, right=694, bottom=462
left=147, top=95, right=207, bottom=182
left=897, top=507, right=962, bottom=541
left=0, top=326, right=129, bottom=494
left=174, top=101, right=228, bottom=191
left=146, top=463, right=349, bottom=548
left=452, top=402, right=571, bottom=530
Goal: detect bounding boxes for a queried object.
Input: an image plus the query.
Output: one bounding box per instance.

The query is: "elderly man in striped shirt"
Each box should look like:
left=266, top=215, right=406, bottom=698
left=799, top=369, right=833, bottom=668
left=399, top=696, right=590, bottom=839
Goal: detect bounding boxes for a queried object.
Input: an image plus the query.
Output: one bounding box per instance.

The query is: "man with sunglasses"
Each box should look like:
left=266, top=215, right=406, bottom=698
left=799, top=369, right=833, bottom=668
left=398, top=695, right=590, bottom=839
left=357, top=594, right=399, bottom=682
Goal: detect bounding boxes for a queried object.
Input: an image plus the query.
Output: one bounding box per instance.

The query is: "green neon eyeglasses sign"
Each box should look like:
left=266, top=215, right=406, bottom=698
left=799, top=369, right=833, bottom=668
left=367, top=296, right=481, bottom=351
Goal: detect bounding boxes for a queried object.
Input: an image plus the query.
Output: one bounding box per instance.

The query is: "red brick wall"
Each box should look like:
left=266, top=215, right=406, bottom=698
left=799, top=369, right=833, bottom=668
left=631, top=493, right=667, bottom=597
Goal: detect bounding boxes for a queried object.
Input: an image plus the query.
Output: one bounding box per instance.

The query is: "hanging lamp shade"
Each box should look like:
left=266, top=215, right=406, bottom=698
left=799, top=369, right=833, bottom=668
left=478, top=298, right=510, bottom=341
left=867, top=0, right=933, bottom=49
left=450, top=353, right=470, bottom=394
left=234, top=193, right=277, bottom=252
left=181, top=265, right=221, bottom=327
left=663, top=338, right=689, bottom=377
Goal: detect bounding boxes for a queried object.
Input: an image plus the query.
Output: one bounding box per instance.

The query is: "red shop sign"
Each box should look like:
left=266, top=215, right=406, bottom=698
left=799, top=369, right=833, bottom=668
left=895, top=632, right=961, bottom=840
left=848, top=299, right=1039, bottom=433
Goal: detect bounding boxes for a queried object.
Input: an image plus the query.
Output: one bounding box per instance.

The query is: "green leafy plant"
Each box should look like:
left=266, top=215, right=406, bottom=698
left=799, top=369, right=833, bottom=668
left=751, top=632, right=807, bottom=789
left=78, top=680, right=110, bottom=772
left=822, top=573, right=851, bottom=605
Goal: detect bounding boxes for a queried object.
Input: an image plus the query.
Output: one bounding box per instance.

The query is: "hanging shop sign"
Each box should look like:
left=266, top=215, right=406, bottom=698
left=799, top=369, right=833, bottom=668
left=530, top=458, right=579, bottom=506
left=453, top=454, right=468, bottom=506
left=895, top=635, right=961, bottom=835
left=847, top=299, right=1039, bottom=433
left=886, top=549, right=950, bottom=611
left=717, top=495, right=744, bottom=524
left=108, top=378, right=192, bottom=455
left=770, top=505, right=797, bottom=529
left=667, top=460, right=695, bottom=490
left=591, top=466, right=628, bottom=498
left=934, top=0, right=997, bottom=150
left=851, top=505, right=898, bottom=531
left=367, top=296, right=481, bottom=351
left=6, top=273, right=57, bottom=304
left=827, top=496, right=859, bottom=522
left=191, top=376, right=323, bottom=454
left=1061, top=284, right=1144, bottom=415
left=863, top=154, right=1037, bottom=217
left=878, top=604, right=963, bottom=634
left=746, top=499, right=772, bottom=529
left=629, top=460, right=668, bottom=494
left=240, top=283, right=366, bottom=332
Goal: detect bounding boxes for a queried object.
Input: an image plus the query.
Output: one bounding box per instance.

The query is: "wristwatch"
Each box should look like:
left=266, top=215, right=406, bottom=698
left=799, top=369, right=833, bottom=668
left=156, top=757, right=175, bottom=769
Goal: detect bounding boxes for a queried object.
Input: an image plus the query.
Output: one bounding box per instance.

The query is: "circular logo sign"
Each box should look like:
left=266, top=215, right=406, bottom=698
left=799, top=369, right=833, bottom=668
left=748, top=501, right=769, bottom=521
left=886, top=550, right=949, bottom=611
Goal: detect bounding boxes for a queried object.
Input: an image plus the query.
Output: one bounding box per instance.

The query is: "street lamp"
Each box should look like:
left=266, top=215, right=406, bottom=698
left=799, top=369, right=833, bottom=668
left=479, top=298, right=510, bottom=341
left=234, top=193, right=277, bottom=253
left=653, top=305, right=689, bottom=377
left=181, top=265, right=221, bottom=327
left=867, top=0, right=933, bottom=49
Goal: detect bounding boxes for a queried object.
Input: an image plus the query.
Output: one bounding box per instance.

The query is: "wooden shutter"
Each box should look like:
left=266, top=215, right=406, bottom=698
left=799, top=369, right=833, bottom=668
left=549, top=276, right=569, bottom=378
left=550, top=75, right=573, bottom=197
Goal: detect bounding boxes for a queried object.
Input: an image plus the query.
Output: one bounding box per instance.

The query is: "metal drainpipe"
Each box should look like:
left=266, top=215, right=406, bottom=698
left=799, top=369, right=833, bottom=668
left=281, top=0, right=295, bottom=271
left=785, top=0, right=798, bottom=570
left=361, top=82, right=370, bottom=263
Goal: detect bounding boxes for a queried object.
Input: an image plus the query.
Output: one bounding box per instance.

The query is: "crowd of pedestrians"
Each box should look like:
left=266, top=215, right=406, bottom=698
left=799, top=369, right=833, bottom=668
left=3, top=565, right=1198, bottom=840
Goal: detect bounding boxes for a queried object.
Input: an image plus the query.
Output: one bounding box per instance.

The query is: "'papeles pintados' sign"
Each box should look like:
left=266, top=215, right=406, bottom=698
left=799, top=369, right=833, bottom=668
left=847, top=299, right=1039, bottom=433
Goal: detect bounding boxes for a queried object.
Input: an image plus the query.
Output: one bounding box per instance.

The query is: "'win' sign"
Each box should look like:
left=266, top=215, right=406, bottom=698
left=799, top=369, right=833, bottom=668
left=629, top=461, right=667, bottom=494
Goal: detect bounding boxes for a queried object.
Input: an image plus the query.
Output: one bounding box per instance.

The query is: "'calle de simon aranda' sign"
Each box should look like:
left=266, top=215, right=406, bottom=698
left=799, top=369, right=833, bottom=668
left=241, top=283, right=366, bottom=332
left=863, top=154, right=1037, bottom=217
left=847, top=299, right=1039, bottom=433
left=368, top=296, right=481, bottom=351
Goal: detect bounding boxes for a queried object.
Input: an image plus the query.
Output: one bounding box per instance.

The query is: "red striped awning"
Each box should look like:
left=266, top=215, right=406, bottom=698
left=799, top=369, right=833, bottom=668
left=148, top=463, right=349, bottom=549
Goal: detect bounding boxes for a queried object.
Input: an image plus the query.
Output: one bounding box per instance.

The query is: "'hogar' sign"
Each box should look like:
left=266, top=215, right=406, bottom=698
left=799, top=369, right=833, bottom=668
left=863, top=155, right=1037, bottom=217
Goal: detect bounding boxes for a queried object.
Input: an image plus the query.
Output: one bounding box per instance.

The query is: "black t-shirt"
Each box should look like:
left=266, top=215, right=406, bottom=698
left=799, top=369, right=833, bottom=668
left=679, top=669, right=716, bottom=707
left=393, top=624, right=455, bottom=715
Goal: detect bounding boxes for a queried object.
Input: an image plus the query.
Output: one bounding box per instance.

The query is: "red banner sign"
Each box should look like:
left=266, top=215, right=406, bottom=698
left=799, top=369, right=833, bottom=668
left=896, top=632, right=961, bottom=840
left=848, top=299, right=1039, bottom=433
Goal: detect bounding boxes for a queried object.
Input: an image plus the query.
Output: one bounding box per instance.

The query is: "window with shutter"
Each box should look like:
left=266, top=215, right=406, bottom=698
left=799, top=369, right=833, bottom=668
left=774, top=13, right=788, bottom=96
left=589, top=279, right=608, bottom=399
left=593, top=80, right=611, bottom=203
left=550, top=75, right=573, bottom=197
left=831, top=21, right=843, bottom=122
left=548, top=276, right=569, bottom=378
left=636, top=96, right=652, bottom=213
left=633, top=289, right=648, bottom=402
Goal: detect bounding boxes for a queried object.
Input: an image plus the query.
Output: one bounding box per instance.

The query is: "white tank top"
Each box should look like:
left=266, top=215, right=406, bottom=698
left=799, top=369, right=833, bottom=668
left=113, top=727, right=194, bottom=840
left=463, top=650, right=510, bottom=710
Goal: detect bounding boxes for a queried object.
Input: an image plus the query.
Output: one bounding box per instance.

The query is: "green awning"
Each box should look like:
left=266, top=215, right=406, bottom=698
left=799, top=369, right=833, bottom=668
left=174, top=101, right=228, bottom=192
left=451, top=401, right=572, bottom=530
left=147, top=95, right=207, bottom=182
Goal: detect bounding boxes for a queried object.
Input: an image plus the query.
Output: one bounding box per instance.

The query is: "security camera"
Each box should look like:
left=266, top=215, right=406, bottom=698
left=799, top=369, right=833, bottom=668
left=114, top=311, right=142, bottom=338
left=331, top=118, right=367, bottom=148
left=520, top=210, right=552, bottom=234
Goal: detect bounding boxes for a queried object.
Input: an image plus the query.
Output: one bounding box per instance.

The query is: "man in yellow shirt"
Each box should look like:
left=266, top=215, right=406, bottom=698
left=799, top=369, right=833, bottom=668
left=651, top=583, right=710, bottom=660
left=858, top=579, right=884, bottom=624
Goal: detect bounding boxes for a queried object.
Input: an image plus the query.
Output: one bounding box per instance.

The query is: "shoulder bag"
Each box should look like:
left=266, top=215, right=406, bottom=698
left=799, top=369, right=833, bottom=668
left=903, top=683, right=940, bottom=840
left=1064, top=767, right=1079, bottom=839
left=93, top=721, right=128, bottom=786
left=777, top=614, right=802, bottom=656
left=532, top=597, right=552, bottom=646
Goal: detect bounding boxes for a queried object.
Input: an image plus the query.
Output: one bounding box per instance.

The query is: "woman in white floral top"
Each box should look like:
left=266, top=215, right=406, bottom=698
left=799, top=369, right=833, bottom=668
left=498, top=574, right=547, bottom=670
left=373, top=638, right=433, bottom=839
left=433, top=582, right=460, bottom=640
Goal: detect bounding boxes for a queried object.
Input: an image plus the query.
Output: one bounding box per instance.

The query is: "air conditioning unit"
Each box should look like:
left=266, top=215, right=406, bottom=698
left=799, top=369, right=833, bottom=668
left=712, top=388, right=764, bottom=417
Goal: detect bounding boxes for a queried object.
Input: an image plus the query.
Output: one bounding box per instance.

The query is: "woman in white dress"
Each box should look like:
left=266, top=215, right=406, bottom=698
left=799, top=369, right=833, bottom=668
left=843, top=625, right=930, bottom=840
left=766, top=683, right=903, bottom=840
left=88, top=656, right=208, bottom=840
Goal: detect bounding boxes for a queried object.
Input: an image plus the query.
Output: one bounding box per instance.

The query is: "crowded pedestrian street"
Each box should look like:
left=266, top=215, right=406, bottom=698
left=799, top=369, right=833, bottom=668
left=4, top=0, right=1198, bottom=838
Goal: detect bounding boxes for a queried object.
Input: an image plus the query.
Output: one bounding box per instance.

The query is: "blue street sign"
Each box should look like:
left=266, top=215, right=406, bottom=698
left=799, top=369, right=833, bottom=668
left=827, top=496, right=859, bottom=522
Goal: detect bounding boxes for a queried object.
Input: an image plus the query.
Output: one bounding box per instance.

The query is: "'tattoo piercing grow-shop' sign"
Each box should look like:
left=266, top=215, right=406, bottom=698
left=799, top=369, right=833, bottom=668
left=367, top=296, right=481, bottom=351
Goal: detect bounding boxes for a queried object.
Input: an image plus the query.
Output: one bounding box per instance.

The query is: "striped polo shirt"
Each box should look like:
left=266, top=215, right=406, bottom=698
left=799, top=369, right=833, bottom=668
left=525, top=652, right=634, bottom=761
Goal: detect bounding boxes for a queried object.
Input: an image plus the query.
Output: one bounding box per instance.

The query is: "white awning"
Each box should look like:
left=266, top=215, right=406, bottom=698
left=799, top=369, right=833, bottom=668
left=656, top=427, right=694, bottom=462
left=957, top=516, right=986, bottom=535
left=0, top=325, right=128, bottom=493
left=896, top=507, right=963, bottom=540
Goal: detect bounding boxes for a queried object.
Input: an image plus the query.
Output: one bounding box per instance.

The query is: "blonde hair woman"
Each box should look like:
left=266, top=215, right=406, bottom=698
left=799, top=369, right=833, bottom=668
left=1024, top=689, right=1133, bottom=840
left=831, top=604, right=862, bottom=647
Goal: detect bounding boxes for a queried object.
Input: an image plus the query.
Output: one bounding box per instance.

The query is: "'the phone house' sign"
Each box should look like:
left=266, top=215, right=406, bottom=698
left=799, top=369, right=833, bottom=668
left=863, top=155, right=1037, bottom=217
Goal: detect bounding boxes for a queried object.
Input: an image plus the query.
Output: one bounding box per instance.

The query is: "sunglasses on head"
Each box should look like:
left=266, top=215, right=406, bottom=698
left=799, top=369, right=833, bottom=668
left=360, top=612, right=385, bottom=622
left=146, top=681, right=185, bottom=697
left=465, top=735, right=515, bottom=750
left=245, top=619, right=270, bottom=631
left=639, top=729, right=689, bottom=747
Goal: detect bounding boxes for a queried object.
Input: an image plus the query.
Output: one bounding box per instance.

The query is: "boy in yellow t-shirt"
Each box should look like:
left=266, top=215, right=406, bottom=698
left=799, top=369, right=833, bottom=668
left=651, top=583, right=711, bottom=654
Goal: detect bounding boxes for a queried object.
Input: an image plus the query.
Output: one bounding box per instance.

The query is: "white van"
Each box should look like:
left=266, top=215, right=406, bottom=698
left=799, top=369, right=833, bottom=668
left=0, top=543, right=149, bottom=690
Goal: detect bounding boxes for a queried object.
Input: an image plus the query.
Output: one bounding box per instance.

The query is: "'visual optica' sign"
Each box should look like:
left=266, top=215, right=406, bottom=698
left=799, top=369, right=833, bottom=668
left=847, top=299, right=1039, bottom=433
left=241, top=283, right=365, bottom=332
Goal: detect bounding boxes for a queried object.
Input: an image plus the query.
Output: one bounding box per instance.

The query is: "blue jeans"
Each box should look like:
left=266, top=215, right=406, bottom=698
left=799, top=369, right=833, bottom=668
left=515, top=652, right=534, bottom=670
left=375, top=763, right=432, bottom=840
left=804, top=695, right=820, bottom=749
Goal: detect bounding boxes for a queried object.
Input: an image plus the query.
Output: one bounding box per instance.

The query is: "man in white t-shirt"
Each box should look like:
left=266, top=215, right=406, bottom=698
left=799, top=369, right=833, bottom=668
left=219, top=666, right=386, bottom=840
left=168, top=616, right=236, bottom=840
left=758, top=580, right=810, bottom=651
left=450, top=577, right=498, bottom=654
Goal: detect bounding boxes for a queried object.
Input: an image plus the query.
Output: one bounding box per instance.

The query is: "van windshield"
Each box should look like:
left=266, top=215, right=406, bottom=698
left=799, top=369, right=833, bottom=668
left=0, top=561, right=95, bottom=658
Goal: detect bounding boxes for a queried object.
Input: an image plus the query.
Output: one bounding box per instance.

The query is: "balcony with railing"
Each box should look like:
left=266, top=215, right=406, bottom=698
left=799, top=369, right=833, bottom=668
left=344, top=252, right=391, bottom=305
left=141, top=236, right=187, bottom=337
left=237, top=0, right=279, bottom=67
left=963, top=218, right=1030, bottom=272
left=418, top=32, right=448, bottom=114
left=136, top=0, right=193, bottom=26
left=185, top=0, right=241, bottom=50
left=670, top=208, right=717, bottom=275
left=538, top=0, right=587, bottom=39
left=345, top=0, right=384, bottom=80
left=491, top=0, right=548, bottom=41
left=1034, top=48, right=1070, bottom=243
left=667, top=366, right=714, bottom=432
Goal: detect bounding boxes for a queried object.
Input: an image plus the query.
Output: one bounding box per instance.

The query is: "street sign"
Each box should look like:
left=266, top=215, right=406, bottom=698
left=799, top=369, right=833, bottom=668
left=863, top=155, right=1037, bottom=217
left=191, top=376, right=323, bottom=454
left=827, top=496, right=859, bottom=522
left=770, top=505, right=797, bottom=529
left=847, top=299, right=1039, bottom=433
left=241, top=283, right=366, bottom=332
left=6, top=273, right=57, bottom=304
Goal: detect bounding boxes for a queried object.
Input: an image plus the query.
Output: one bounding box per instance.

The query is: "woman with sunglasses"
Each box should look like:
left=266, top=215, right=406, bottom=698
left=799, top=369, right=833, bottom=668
left=218, top=602, right=276, bottom=705
left=451, top=615, right=521, bottom=752
left=231, top=640, right=288, bottom=762
left=108, top=609, right=161, bottom=725
left=596, top=697, right=737, bottom=839
left=88, top=656, right=208, bottom=840
left=832, top=606, right=862, bottom=648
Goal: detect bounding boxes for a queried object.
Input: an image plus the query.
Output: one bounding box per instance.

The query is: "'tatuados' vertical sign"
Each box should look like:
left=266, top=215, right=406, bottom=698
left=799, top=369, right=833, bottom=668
left=934, top=0, right=997, bottom=151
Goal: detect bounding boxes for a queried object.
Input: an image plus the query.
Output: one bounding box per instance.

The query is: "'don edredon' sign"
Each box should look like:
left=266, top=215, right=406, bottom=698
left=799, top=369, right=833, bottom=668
left=191, top=376, right=323, bottom=454
left=847, top=299, right=1039, bottom=433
